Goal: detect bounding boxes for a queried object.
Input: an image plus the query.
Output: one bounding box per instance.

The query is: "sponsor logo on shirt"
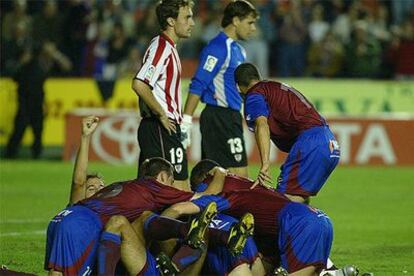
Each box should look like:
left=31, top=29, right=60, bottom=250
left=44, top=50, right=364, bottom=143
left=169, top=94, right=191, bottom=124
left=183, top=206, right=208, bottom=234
left=203, top=55, right=218, bottom=72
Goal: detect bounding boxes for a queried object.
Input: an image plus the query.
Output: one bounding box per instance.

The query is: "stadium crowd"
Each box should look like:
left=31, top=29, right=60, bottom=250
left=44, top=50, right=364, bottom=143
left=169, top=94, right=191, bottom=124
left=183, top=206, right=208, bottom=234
left=1, top=0, right=413, bottom=80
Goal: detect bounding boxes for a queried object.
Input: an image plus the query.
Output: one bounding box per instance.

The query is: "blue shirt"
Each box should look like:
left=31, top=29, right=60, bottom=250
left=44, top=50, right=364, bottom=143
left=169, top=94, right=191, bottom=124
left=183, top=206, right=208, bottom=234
left=189, top=32, right=246, bottom=111
left=244, top=93, right=269, bottom=131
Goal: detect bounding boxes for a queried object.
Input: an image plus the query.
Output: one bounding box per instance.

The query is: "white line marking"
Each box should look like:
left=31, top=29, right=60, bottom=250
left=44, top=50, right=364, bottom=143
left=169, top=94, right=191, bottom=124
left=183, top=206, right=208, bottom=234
left=0, top=230, right=45, bottom=237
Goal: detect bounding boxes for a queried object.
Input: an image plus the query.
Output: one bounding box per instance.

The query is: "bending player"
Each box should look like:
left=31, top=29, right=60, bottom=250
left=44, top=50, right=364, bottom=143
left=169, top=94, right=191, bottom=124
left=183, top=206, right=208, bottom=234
left=235, top=63, right=340, bottom=203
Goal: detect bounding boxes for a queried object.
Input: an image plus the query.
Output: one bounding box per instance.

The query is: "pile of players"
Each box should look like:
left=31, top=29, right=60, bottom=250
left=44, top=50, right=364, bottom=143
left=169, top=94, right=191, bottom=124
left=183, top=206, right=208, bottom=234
left=44, top=0, right=364, bottom=275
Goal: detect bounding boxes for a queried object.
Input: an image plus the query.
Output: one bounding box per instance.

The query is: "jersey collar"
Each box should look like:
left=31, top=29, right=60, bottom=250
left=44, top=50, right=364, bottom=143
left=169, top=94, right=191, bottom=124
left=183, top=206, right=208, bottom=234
left=160, top=32, right=176, bottom=47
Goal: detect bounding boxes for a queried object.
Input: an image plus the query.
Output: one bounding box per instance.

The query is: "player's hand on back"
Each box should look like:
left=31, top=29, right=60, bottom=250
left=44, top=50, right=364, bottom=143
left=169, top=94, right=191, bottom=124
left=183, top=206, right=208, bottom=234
left=82, top=116, right=99, bottom=137
left=251, top=162, right=273, bottom=190
left=180, top=114, right=193, bottom=148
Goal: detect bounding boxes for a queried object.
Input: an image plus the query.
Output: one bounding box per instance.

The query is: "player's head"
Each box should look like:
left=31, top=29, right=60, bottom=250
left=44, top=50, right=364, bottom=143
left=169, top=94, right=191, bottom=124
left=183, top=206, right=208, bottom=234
left=222, top=0, right=258, bottom=41
left=141, top=157, right=175, bottom=186
left=235, top=62, right=261, bottom=94
left=156, top=0, right=195, bottom=39
left=190, top=159, right=221, bottom=192
left=85, top=173, right=105, bottom=198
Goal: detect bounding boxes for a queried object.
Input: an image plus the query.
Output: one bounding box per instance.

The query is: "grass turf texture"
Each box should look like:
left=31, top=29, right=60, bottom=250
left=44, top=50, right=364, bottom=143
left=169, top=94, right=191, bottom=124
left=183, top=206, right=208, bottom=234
left=1, top=161, right=413, bottom=275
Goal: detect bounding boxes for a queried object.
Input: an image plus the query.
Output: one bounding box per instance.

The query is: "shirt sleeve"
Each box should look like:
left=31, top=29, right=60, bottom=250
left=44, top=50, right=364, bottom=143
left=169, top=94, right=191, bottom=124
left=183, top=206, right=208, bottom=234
left=135, top=39, right=168, bottom=89
left=244, top=93, right=269, bottom=132
left=189, top=44, right=226, bottom=96
left=191, top=195, right=230, bottom=212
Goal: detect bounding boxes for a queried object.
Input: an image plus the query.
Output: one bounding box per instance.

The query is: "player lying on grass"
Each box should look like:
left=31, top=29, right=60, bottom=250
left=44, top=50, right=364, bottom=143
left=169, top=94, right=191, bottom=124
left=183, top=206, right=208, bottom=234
left=164, top=160, right=357, bottom=276
left=235, top=63, right=340, bottom=204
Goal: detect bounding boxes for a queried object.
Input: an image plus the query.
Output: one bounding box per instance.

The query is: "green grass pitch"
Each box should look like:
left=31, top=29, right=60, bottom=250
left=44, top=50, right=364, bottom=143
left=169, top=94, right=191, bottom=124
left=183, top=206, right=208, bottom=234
left=1, top=161, right=413, bottom=275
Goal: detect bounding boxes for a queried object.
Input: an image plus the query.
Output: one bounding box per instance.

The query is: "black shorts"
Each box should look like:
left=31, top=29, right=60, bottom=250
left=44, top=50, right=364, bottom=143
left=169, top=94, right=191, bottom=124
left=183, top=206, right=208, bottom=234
left=137, top=117, right=188, bottom=180
left=200, top=105, right=247, bottom=168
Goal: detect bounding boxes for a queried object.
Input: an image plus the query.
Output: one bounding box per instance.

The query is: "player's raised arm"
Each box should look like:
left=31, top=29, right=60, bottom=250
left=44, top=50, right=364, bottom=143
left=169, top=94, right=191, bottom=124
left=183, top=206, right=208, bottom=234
left=69, top=116, right=99, bottom=204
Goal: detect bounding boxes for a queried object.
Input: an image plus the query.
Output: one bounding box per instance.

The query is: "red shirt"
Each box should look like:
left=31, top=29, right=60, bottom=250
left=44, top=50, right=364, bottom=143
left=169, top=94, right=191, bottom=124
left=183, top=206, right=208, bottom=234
left=79, top=178, right=193, bottom=224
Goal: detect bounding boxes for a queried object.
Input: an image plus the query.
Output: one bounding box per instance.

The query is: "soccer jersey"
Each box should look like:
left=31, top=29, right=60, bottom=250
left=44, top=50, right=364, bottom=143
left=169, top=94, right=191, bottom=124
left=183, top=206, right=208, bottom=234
left=79, top=178, right=194, bottom=224
left=190, top=32, right=246, bottom=111
left=135, top=33, right=183, bottom=122
left=244, top=81, right=325, bottom=152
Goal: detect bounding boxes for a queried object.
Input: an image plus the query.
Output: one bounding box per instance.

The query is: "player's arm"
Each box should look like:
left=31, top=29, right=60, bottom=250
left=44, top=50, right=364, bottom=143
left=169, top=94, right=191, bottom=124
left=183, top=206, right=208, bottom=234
left=197, top=166, right=227, bottom=195
left=70, top=116, right=99, bottom=204
left=162, top=195, right=227, bottom=219
left=161, top=201, right=201, bottom=219
left=253, top=116, right=273, bottom=188
left=181, top=46, right=226, bottom=146
left=131, top=79, right=176, bottom=134
left=244, top=94, right=272, bottom=189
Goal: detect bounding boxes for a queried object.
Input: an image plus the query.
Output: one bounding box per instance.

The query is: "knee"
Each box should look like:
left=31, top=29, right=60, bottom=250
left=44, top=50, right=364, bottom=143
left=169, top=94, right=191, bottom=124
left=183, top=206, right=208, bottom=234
left=105, top=215, right=129, bottom=233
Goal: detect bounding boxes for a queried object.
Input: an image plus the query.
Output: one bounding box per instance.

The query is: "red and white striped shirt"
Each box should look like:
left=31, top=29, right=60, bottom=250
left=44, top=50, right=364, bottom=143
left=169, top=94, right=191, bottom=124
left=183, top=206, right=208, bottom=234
left=135, top=33, right=182, bottom=123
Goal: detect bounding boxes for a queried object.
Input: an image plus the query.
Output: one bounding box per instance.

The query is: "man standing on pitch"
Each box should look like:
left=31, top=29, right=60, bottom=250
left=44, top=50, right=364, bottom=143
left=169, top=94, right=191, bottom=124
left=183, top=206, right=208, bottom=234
left=132, top=0, right=195, bottom=191
left=181, top=1, right=258, bottom=177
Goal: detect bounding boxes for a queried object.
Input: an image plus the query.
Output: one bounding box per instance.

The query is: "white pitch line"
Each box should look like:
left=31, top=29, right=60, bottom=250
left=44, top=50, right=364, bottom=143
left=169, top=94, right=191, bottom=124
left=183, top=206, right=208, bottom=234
left=0, top=230, right=45, bottom=237
left=0, top=219, right=47, bottom=224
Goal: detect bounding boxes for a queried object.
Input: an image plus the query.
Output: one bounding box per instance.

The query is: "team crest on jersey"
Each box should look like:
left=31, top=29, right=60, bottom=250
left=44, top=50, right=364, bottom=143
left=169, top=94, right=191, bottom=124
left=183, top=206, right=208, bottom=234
left=203, top=55, right=218, bottom=72
left=145, top=65, right=155, bottom=80
left=234, top=154, right=242, bottom=162
left=329, top=139, right=340, bottom=153
left=175, top=164, right=182, bottom=173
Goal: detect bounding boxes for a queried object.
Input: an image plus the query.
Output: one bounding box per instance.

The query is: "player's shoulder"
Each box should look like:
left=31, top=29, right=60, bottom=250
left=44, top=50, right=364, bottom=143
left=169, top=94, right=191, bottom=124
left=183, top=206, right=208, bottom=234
left=203, top=33, right=228, bottom=56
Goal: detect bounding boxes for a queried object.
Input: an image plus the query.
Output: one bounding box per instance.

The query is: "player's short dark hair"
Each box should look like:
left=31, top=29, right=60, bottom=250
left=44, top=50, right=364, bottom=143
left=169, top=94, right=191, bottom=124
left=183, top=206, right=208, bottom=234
left=235, top=62, right=261, bottom=87
left=140, top=157, right=174, bottom=179
left=156, top=0, right=194, bottom=30
left=221, top=0, right=258, bottom=28
left=190, top=159, right=220, bottom=191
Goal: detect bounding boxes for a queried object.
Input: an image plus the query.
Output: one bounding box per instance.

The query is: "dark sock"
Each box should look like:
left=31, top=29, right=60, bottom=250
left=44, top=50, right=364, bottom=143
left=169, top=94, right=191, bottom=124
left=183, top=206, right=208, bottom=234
left=97, top=231, right=121, bottom=276
left=144, top=214, right=189, bottom=241
left=171, top=244, right=203, bottom=272
left=208, top=228, right=230, bottom=248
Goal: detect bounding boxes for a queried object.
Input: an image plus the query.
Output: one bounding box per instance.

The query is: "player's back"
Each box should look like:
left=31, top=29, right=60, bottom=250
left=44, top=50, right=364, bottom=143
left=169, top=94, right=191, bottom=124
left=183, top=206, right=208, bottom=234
left=78, top=178, right=193, bottom=224
left=222, top=188, right=291, bottom=236
left=247, top=81, right=325, bottom=152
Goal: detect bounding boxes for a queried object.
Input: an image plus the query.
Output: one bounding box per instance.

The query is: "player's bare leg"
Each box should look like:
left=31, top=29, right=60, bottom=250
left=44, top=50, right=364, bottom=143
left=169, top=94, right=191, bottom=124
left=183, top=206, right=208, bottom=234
left=289, top=265, right=317, bottom=276
left=285, top=193, right=307, bottom=203
left=228, top=263, right=253, bottom=276
left=228, top=166, right=248, bottom=178
left=48, top=270, right=62, bottom=276
left=251, top=257, right=266, bottom=276
left=98, top=215, right=148, bottom=275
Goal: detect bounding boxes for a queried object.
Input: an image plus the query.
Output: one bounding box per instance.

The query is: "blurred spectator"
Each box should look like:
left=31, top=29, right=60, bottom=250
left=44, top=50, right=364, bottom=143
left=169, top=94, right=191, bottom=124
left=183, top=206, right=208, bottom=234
left=0, top=0, right=412, bottom=79
left=4, top=42, right=72, bottom=159
left=242, top=26, right=270, bottom=77
left=61, top=0, right=92, bottom=76
left=1, top=21, right=32, bottom=77
left=345, top=21, right=382, bottom=78
left=308, top=4, right=329, bottom=43
left=307, top=31, right=344, bottom=78
left=32, top=0, right=63, bottom=46
left=1, top=0, right=32, bottom=41
left=118, top=46, right=143, bottom=79
left=277, top=2, right=307, bottom=77
left=388, top=16, right=414, bottom=79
